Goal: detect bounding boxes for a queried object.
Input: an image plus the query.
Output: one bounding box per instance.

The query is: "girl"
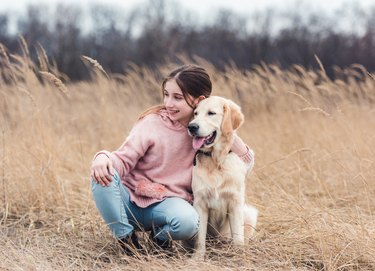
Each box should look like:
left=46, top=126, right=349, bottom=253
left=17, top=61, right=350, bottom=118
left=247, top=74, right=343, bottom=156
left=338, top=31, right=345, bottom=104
left=90, top=64, right=254, bottom=255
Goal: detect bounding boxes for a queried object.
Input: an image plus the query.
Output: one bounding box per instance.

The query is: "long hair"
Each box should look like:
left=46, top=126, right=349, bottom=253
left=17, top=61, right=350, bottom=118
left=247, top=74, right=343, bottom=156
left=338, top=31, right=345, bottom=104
left=139, top=64, right=212, bottom=119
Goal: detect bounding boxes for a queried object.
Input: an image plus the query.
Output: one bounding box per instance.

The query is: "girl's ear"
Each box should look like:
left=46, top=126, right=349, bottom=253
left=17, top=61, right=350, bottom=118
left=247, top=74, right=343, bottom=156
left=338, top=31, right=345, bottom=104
left=197, top=95, right=206, bottom=102
left=193, top=95, right=206, bottom=107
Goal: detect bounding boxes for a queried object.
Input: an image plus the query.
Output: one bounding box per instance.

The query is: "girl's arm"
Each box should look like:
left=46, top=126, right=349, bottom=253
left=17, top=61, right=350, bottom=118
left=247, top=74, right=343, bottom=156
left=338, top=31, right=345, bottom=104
left=231, top=134, right=255, bottom=172
left=91, top=117, right=154, bottom=185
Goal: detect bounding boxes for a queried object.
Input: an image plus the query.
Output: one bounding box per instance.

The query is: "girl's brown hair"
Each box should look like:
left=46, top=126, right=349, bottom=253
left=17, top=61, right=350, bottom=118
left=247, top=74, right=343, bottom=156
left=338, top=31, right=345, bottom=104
left=139, top=64, right=212, bottom=119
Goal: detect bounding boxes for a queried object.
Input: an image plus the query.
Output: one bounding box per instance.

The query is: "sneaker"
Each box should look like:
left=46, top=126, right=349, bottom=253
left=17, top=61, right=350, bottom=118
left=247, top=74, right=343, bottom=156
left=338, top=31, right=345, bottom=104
left=149, top=231, right=174, bottom=256
left=181, top=234, right=196, bottom=254
left=118, top=232, right=144, bottom=256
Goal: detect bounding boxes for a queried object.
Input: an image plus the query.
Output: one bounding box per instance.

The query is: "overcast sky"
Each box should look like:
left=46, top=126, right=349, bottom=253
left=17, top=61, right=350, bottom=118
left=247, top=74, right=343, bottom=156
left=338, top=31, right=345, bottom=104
left=1, top=0, right=374, bottom=34
left=1, top=0, right=374, bottom=14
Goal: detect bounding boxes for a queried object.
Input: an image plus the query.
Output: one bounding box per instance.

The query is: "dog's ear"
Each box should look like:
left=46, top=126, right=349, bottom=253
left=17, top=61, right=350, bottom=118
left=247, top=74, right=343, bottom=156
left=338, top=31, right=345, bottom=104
left=230, top=101, right=244, bottom=130
left=221, top=101, right=244, bottom=134
left=221, top=104, right=232, bottom=135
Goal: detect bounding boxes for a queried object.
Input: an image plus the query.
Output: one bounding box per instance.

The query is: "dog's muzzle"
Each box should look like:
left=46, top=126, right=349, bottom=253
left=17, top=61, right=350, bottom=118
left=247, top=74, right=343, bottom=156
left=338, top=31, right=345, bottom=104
left=188, top=123, right=199, bottom=136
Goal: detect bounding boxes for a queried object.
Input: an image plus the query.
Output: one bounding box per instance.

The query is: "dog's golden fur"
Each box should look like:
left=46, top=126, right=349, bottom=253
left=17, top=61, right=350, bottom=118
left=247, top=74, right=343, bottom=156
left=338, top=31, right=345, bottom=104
left=188, top=96, right=258, bottom=260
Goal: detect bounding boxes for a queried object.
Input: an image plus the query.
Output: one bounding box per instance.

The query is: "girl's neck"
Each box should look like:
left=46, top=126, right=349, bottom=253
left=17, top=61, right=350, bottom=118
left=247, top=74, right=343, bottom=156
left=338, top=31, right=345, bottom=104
left=178, top=120, right=189, bottom=128
left=178, top=114, right=193, bottom=127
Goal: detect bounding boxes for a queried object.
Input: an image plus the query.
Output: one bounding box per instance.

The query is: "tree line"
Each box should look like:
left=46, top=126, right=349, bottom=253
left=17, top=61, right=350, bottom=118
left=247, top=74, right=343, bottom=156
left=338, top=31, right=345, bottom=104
left=0, top=0, right=374, bottom=80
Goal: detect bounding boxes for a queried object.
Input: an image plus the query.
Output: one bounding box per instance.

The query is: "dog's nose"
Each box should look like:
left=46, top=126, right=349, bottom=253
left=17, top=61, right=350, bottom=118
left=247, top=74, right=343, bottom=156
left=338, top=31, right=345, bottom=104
left=188, top=123, right=199, bottom=134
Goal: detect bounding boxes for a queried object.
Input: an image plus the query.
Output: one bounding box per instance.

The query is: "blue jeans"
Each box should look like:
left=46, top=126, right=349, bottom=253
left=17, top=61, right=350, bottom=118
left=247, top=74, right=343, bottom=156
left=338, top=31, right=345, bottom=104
left=91, top=170, right=199, bottom=241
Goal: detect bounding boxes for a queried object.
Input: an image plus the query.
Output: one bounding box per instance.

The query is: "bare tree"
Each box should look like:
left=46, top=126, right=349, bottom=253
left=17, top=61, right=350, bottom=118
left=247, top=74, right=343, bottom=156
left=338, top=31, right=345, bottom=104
left=0, top=0, right=373, bottom=80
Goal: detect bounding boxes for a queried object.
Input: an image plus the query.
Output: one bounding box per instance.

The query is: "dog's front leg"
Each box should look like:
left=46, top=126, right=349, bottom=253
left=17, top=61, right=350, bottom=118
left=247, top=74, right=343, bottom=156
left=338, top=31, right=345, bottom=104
left=192, top=202, right=209, bottom=261
left=228, top=202, right=245, bottom=245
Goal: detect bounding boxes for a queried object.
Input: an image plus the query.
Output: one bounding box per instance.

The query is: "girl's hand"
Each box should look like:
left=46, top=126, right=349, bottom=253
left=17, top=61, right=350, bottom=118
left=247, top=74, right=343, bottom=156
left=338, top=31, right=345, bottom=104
left=91, top=154, right=115, bottom=186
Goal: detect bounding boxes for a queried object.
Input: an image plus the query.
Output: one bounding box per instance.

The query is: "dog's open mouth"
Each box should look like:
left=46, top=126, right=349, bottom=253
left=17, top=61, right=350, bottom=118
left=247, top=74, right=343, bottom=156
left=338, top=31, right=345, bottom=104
left=192, top=131, right=217, bottom=150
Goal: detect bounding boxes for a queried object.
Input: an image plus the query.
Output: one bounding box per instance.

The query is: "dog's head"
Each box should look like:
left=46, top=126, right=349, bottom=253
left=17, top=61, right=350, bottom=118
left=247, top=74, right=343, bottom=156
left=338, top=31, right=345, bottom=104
left=188, top=96, right=244, bottom=152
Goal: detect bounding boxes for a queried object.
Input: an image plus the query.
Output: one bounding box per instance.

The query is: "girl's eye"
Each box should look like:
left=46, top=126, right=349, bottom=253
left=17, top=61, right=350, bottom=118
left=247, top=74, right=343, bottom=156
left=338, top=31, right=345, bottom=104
left=208, top=111, right=216, bottom=116
left=164, top=92, right=169, bottom=96
left=175, top=96, right=183, bottom=100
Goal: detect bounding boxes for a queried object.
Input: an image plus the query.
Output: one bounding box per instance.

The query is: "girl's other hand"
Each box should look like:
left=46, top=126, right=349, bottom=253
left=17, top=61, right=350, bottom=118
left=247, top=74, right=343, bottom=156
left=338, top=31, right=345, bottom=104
left=91, top=154, right=115, bottom=186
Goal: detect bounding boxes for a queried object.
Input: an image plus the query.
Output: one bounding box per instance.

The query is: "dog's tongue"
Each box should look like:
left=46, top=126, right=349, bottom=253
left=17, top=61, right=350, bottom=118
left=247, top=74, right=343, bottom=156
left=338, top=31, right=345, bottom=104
left=192, top=137, right=206, bottom=150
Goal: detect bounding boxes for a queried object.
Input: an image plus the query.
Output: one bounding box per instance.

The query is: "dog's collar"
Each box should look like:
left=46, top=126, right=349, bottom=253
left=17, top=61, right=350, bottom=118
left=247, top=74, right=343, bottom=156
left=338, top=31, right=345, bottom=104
left=193, top=150, right=212, bottom=166
left=197, top=150, right=212, bottom=157
left=193, top=150, right=233, bottom=166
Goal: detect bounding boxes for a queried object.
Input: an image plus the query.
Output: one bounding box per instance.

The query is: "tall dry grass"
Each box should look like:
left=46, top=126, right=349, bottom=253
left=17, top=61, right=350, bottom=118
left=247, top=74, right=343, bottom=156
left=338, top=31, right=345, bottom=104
left=0, top=40, right=374, bottom=270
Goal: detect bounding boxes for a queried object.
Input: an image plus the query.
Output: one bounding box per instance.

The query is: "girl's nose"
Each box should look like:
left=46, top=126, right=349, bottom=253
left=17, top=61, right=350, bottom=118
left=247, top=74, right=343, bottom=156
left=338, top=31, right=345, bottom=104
left=165, top=96, right=173, bottom=108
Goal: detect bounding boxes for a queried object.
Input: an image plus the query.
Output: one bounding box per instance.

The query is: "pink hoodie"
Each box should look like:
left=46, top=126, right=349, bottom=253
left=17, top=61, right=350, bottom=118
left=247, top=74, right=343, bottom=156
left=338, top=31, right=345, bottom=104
left=94, top=110, right=254, bottom=208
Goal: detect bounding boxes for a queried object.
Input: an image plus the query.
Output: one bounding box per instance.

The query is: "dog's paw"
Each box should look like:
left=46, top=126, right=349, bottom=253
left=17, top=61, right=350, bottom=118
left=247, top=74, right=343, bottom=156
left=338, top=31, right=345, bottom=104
left=191, top=251, right=205, bottom=261
left=233, top=239, right=245, bottom=246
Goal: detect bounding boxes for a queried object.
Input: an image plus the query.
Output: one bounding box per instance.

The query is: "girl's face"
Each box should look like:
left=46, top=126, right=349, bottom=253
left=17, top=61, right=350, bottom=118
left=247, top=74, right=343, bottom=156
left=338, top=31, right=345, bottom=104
left=163, top=79, right=198, bottom=126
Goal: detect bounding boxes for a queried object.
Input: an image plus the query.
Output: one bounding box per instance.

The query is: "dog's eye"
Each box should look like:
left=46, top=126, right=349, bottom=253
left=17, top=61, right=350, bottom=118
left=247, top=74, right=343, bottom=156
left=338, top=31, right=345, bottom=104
left=208, top=111, right=216, bottom=116
left=194, top=111, right=198, bottom=116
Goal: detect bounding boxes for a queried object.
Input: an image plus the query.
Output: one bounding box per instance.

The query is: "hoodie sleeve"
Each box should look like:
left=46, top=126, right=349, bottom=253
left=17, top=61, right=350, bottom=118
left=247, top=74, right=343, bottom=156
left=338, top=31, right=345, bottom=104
left=93, top=116, right=154, bottom=177
left=231, top=134, right=255, bottom=172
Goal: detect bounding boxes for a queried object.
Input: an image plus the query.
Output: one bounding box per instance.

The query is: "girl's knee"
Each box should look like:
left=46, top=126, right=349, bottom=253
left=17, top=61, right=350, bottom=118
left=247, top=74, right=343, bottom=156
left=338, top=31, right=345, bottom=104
left=90, top=178, right=101, bottom=192
left=170, top=205, right=199, bottom=239
left=90, top=170, right=120, bottom=192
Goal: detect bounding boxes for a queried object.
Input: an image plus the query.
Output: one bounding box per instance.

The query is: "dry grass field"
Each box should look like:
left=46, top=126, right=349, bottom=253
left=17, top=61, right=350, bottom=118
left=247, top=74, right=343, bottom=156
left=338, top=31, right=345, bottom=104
left=1, top=42, right=375, bottom=270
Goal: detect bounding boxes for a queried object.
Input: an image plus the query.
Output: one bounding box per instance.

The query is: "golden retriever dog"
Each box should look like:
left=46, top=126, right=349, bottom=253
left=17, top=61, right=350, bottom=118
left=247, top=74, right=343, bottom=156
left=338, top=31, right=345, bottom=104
left=187, top=96, right=258, bottom=260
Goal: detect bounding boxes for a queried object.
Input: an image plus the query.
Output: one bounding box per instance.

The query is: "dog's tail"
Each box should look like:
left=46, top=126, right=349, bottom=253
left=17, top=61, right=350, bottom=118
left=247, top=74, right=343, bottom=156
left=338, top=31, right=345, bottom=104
left=244, top=204, right=258, bottom=239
